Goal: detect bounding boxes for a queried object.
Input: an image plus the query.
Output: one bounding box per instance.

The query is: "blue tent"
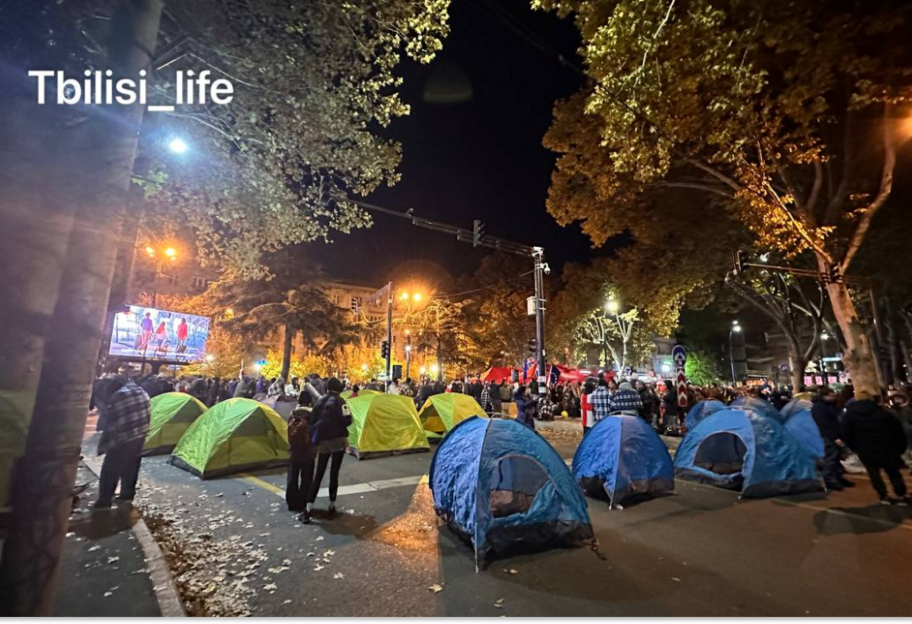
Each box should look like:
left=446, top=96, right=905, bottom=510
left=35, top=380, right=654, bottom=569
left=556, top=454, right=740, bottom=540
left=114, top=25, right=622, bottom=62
left=780, top=398, right=813, bottom=420
left=784, top=408, right=825, bottom=459
left=731, top=397, right=785, bottom=424
left=429, top=417, right=593, bottom=567
left=685, top=400, right=727, bottom=431
left=572, top=415, right=674, bottom=508
left=674, top=408, right=824, bottom=497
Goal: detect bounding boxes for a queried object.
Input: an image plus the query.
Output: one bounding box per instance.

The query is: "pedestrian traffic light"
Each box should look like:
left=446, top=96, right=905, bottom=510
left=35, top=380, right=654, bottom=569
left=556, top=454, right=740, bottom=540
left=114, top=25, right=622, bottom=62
left=527, top=338, right=537, bottom=354
left=381, top=340, right=389, bottom=359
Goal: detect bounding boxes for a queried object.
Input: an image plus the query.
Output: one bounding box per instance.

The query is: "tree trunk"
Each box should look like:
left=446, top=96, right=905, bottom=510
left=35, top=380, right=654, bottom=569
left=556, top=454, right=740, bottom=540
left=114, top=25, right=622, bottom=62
left=824, top=278, right=879, bottom=396
left=0, top=1, right=163, bottom=615
left=280, top=323, right=294, bottom=381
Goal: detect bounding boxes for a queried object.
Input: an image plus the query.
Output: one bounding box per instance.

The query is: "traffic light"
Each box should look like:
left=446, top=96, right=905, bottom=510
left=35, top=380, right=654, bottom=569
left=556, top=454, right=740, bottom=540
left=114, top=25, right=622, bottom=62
left=473, top=219, right=484, bottom=247
left=381, top=340, right=389, bottom=359
left=350, top=296, right=361, bottom=314
left=527, top=338, right=537, bottom=355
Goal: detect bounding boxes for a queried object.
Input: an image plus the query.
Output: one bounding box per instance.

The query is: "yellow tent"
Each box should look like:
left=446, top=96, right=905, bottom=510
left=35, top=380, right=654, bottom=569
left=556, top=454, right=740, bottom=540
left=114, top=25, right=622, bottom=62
left=346, top=394, right=429, bottom=459
left=419, top=393, right=488, bottom=438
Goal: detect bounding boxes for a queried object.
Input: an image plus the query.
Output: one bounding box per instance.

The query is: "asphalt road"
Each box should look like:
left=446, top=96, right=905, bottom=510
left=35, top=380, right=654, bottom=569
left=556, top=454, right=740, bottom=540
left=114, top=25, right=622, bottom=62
left=121, top=429, right=912, bottom=617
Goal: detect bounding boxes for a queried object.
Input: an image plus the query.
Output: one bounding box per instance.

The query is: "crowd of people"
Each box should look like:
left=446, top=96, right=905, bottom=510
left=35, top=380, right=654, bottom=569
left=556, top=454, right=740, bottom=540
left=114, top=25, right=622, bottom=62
left=89, top=365, right=912, bottom=512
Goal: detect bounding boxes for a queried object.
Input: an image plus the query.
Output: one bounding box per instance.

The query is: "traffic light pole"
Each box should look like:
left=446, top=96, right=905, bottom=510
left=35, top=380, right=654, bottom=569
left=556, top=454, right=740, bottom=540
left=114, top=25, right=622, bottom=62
left=342, top=197, right=548, bottom=388
left=532, top=248, right=547, bottom=395
left=385, top=281, right=393, bottom=390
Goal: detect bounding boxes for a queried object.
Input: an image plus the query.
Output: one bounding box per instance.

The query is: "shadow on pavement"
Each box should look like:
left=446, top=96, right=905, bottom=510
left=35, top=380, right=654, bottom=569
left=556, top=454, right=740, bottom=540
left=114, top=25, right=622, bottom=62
left=812, top=505, right=909, bottom=535
left=68, top=504, right=140, bottom=540
left=310, top=509, right=380, bottom=538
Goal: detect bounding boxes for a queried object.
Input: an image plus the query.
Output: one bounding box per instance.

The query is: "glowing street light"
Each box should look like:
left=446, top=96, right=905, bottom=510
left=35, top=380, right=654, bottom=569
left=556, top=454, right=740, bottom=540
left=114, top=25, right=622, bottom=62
left=206, top=354, right=215, bottom=362
left=145, top=245, right=155, bottom=257
left=412, top=293, right=422, bottom=302
left=606, top=298, right=619, bottom=314
left=420, top=365, right=427, bottom=375
left=164, top=247, right=177, bottom=260
left=168, top=137, right=188, bottom=154
left=399, top=292, right=409, bottom=301
left=430, top=364, right=439, bottom=375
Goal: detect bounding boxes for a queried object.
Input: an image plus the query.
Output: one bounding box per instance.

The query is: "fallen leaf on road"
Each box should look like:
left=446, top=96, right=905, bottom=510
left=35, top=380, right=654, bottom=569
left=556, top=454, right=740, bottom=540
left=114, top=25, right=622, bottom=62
left=494, top=598, right=504, bottom=608
left=107, top=557, right=120, bottom=564
left=504, top=568, right=518, bottom=575
left=333, top=573, right=344, bottom=579
left=671, top=577, right=681, bottom=582
left=283, top=600, right=292, bottom=605
left=314, top=565, right=324, bottom=572
left=315, top=536, right=324, bottom=541
left=306, top=552, right=315, bottom=557
left=103, top=592, right=113, bottom=598
left=323, top=549, right=336, bottom=557
left=428, top=584, right=443, bottom=593
left=263, top=583, right=277, bottom=591
left=88, top=545, right=100, bottom=552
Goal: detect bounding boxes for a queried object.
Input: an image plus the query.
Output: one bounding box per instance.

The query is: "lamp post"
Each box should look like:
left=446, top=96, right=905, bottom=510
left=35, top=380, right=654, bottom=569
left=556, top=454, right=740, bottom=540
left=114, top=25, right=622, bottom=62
left=405, top=344, right=412, bottom=381
left=144, top=244, right=178, bottom=308
left=729, top=320, right=742, bottom=384
left=819, top=331, right=830, bottom=387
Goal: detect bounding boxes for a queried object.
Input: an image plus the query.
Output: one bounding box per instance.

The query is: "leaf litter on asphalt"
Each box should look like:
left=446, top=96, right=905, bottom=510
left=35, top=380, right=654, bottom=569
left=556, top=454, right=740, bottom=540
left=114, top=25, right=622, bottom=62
left=428, top=584, right=443, bottom=593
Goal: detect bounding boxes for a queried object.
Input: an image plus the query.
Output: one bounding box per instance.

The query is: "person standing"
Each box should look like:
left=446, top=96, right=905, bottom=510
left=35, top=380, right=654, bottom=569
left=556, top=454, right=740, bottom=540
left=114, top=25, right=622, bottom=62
left=590, top=378, right=612, bottom=425
left=94, top=377, right=151, bottom=508
left=812, top=387, right=853, bottom=490
left=581, top=379, right=596, bottom=435
left=176, top=317, right=189, bottom=351
left=308, top=378, right=352, bottom=517
left=513, top=384, right=537, bottom=430
left=842, top=391, right=909, bottom=506
left=139, top=312, right=154, bottom=353
left=387, top=378, right=400, bottom=395
left=287, top=393, right=315, bottom=519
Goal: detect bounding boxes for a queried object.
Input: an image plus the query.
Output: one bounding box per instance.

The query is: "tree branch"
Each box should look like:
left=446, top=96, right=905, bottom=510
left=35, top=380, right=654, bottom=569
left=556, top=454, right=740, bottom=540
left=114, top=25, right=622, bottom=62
left=652, top=181, right=734, bottom=199
left=806, top=161, right=824, bottom=219
left=685, top=158, right=742, bottom=192
left=840, top=104, right=896, bottom=275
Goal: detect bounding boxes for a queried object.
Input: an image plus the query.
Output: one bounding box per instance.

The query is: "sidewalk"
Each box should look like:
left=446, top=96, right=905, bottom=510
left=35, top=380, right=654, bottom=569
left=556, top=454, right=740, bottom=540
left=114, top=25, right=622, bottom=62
left=51, top=462, right=164, bottom=617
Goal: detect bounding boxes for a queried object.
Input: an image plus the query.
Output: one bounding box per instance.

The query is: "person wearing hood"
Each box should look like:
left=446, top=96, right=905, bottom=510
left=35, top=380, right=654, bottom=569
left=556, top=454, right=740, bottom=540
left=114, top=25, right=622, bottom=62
left=842, top=391, right=909, bottom=506
left=513, top=384, right=537, bottom=430
left=308, top=377, right=352, bottom=518
left=609, top=381, right=644, bottom=416
left=812, top=387, right=853, bottom=490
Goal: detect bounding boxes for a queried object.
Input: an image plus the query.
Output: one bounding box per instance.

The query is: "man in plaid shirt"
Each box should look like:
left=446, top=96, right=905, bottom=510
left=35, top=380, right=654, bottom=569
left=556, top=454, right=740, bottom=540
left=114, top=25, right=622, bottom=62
left=95, top=378, right=151, bottom=508
left=609, top=381, right=644, bottom=416
left=589, top=379, right=613, bottom=424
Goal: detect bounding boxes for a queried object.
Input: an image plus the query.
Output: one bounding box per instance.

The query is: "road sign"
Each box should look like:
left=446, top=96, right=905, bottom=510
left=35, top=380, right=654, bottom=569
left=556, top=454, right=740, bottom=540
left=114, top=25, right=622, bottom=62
left=672, top=345, right=687, bottom=367
left=676, top=371, right=688, bottom=408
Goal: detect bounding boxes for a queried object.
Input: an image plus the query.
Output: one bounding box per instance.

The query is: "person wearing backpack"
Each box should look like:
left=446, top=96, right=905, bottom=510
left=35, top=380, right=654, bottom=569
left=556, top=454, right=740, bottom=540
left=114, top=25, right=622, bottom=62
left=286, top=392, right=315, bottom=518
left=307, top=377, right=352, bottom=518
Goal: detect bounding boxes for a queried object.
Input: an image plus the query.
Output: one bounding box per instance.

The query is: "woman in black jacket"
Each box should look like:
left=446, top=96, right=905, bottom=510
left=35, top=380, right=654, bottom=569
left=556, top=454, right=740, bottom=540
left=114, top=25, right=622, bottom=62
left=308, top=377, right=352, bottom=517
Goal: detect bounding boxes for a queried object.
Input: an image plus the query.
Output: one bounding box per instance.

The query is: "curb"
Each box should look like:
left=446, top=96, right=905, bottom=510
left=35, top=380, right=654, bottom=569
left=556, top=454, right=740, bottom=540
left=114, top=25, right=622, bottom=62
left=82, top=456, right=186, bottom=618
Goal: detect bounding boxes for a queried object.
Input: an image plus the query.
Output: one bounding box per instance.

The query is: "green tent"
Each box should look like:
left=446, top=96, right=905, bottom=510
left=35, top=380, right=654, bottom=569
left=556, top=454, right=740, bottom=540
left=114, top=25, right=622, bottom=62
left=341, top=388, right=382, bottom=400
left=169, top=398, right=289, bottom=478
left=419, top=393, right=488, bottom=439
left=144, top=392, right=208, bottom=456
left=347, top=394, right=429, bottom=459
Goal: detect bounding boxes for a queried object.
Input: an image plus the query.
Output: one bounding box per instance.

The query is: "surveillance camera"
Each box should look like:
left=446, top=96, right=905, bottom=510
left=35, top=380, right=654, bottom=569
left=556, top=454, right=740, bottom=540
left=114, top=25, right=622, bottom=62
left=543, top=263, right=551, bottom=275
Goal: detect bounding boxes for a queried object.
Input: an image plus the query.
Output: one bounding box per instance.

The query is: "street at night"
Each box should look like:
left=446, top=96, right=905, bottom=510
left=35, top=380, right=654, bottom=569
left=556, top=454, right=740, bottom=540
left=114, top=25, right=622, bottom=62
left=4, top=0, right=912, bottom=619
left=58, top=423, right=912, bottom=617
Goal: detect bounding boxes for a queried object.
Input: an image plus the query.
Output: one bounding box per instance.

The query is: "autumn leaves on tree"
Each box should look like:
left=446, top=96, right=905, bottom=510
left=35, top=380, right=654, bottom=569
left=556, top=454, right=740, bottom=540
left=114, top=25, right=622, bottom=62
left=536, top=0, right=912, bottom=393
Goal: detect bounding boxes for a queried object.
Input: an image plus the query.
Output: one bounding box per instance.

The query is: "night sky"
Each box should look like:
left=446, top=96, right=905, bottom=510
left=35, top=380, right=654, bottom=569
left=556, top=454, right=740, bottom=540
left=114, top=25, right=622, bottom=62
left=311, top=0, right=591, bottom=286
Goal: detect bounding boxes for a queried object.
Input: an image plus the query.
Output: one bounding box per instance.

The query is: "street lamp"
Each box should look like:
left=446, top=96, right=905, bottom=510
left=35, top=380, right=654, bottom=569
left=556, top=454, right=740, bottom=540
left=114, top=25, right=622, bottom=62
left=606, top=298, right=619, bottom=314
left=729, top=320, right=742, bottom=384
left=405, top=344, right=412, bottom=381
left=168, top=137, right=188, bottom=154
left=819, top=331, right=831, bottom=386
left=144, top=244, right=179, bottom=307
